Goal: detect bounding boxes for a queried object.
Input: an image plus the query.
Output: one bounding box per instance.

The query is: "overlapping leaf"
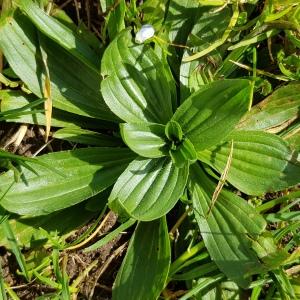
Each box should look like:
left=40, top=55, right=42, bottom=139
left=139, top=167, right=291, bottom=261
left=198, top=130, right=300, bottom=195
left=121, top=123, right=167, bottom=158
left=101, top=30, right=175, bottom=124
left=0, top=148, right=135, bottom=215
left=172, top=79, right=251, bottom=151
left=189, top=164, right=266, bottom=288
left=109, top=157, right=188, bottom=221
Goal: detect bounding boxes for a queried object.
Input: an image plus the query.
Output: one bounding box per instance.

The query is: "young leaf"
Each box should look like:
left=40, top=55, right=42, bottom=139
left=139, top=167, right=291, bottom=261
left=165, top=120, right=183, bottom=142
left=120, top=123, right=167, bottom=158
left=198, top=130, right=300, bottom=195
left=169, top=138, right=197, bottom=168
left=0, top=148, right=136, bottom=215
left=109, top=157, right=189, bottom=221
left=189, top=164, right=266, bottom=288
left=101, top=29, right=175, bottom=124
left=0, top=9, right=115, bottom=120
left=172, top=79, right=251, bottom=151
left=113, top=217, right=170, bottom=300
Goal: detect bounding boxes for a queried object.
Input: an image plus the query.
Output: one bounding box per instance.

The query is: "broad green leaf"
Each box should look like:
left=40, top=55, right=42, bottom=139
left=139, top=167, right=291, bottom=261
left=172, top=79, right=251, bottom=151
left=238, top=83, right=300, bottom=132
left=101, top=29, right=175, bottom=124
left=54, top=128, right=122, bottom=147
left=113, top=217, right=170, bottom=300
left=198, top=131, right=300, bottom=195
left=0, top=202, right=96, bottom=248
left=0, top=148, right=135, bottom=216
left=180, top=6, right=230, bottom=100
left=109, top=157, right=188, bottom=221
left=120, top=123, right=167, bottom=158
left=18, top=0, right=99, bottom=68
left=0, top=10, right=115, bottom=120
left=0, top=90, right=115, bottom=129
left=189, top=164, right=266, bottom=288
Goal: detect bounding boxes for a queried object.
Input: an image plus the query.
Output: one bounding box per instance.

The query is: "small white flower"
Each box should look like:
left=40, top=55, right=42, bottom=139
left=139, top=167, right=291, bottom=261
left=135, top=24, right=155, bottom=44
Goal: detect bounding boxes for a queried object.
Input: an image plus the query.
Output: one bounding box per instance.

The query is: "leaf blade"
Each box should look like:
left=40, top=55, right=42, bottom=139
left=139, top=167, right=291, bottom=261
left=198, top=130, right=300, bottom=195
left=189, top=164, right=266, bottom=288
left=109, top=157, right=189, bottom=221
left=113, top=217, right=170, bottom=300
left=172, top=79, right=251, bottom=151
left=101, top=30, right=174, bottom=124
left=0, top=148, right=136, bottom=215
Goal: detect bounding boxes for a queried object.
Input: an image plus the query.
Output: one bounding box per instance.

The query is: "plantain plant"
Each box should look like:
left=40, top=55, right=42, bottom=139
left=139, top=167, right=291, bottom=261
left=0, top=0, right=300, bottom=299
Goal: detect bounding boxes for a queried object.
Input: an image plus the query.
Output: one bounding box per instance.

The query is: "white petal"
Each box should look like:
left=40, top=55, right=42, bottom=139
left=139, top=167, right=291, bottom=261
left=135, top=24, right=155, bottom=44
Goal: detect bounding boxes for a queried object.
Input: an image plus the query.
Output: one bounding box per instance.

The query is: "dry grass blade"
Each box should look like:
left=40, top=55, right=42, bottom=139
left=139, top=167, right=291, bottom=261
left=38, top=31, right=52, bottom=142
left=206, top=140, right=234, bottom=217
left=66, top=211, right=114, bottom=251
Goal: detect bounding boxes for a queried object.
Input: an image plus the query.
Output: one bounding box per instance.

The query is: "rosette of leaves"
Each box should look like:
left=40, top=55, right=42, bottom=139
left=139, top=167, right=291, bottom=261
left=100, top=29, right=300, bottom=220
left=1, top=4, right=300, bottom=296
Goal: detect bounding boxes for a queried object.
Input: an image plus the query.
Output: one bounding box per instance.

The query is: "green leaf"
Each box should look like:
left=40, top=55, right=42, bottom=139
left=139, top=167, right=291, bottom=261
left=113, top=217, right=170, bottom=300
left=18, top=0, right=99, bottom=68
left=101, top=29, right=174, bottom=124
left=0, top=90, right=115, bottom=129
left=198, top=130, right=300, bottom=195
left=109, top=157, right=189, bottom=221
left=54, top=128, right=122, bottom=147
left=172, top=79, right=251, bottom=151
left=238, top=83, right=300, bottom=132
left=120, top=123, right=167, bottom=158
left=189, top=164, right=266, bottom=288
left=0, top=148, right=136, bottom=215
left=0, top=9, right=115, bottom=120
